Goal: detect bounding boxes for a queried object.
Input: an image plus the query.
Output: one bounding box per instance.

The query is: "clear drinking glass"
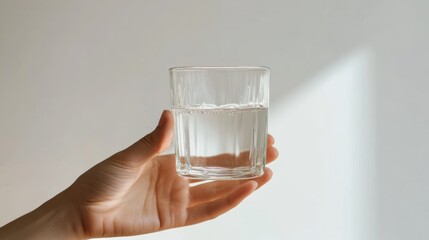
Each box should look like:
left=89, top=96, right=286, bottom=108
left=169, top=66, right=270, bottom=180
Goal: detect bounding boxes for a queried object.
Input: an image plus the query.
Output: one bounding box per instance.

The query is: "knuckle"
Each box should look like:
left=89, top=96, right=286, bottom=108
left=139, top=132, right=162, bottom=154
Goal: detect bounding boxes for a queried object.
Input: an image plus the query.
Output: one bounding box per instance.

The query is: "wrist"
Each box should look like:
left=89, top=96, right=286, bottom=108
left=0, top=189, right=85, bottom=240
left=38, top=189, right=86, bottom=239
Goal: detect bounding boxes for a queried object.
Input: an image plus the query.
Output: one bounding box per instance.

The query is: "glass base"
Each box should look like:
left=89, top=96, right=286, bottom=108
left=177, top=166, right=264, bottom=180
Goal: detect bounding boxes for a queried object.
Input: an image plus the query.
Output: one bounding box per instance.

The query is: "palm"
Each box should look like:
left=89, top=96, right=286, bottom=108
left=110, top=154, right=191, bottom=234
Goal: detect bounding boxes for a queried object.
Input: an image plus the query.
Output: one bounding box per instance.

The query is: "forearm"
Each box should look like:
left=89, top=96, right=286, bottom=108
left=0, top=190, right=85, bottom=240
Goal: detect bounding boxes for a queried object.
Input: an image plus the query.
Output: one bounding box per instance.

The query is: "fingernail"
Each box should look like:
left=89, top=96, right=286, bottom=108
left=249, top=181, right=258, bottom=190
left=268, top=169, right=273, bottom=180
left=270, top=135, right=275, bottom=145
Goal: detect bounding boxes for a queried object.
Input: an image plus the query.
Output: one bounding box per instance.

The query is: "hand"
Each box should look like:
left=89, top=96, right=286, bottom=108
left=0, top=110, right=278, bottom=239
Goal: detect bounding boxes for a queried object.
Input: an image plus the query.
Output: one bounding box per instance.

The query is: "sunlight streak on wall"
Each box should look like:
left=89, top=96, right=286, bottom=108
left=266, top=49, right=376, bottom=240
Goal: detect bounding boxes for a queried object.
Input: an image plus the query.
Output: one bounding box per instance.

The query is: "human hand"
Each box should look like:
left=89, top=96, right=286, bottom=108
left=0, top=110, right=278, bottom=239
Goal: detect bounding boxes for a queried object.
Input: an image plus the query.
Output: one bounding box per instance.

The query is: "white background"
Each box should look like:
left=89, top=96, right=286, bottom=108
left=1, top=1, right=428, bottom=239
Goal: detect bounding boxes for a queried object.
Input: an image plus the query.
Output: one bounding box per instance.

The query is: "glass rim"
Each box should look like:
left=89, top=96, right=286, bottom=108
left=169, top=66, right=270, bottom=72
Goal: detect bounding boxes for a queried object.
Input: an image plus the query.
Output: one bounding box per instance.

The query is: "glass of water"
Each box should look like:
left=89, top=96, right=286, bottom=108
left=169, top=66, right=270, bottom=180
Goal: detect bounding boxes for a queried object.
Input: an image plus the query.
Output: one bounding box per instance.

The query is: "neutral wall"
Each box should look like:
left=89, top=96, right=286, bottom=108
left=1, top=1, right=428, bottom=239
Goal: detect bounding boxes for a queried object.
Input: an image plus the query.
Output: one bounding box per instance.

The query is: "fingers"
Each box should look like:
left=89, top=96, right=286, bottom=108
left=166, top=133, right=277, bottom=183
left=266, top=147, right=279, bottom=164
left=266, top=134, right=278, bottom=164
left=114, top=110, right=174, bottom=167
left=187, top=147, right=278, bottom=169
left=191, top=134, right=277, bottom=168
left=185, top=181, right=257, bottom=226
left=188, top=168, right=273, bottom=207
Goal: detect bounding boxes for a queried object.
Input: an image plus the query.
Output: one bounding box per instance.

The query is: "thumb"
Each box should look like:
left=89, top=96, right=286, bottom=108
left=116, top=110, right=174, bottom=166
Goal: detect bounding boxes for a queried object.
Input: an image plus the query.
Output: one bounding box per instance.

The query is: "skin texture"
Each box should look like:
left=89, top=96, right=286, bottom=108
left=0, top=110, right=278, bottom=239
